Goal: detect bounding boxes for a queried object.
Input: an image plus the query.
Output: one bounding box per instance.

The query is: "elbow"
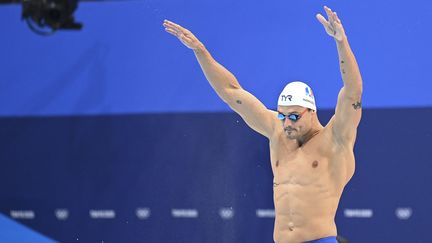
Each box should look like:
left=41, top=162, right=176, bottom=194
left=221, top=87, right=242, bottom=105
left=356, top=78, right=363, bottom=93
left=345, top=80, right=363, bottom=98
left=221, top=95, right=231, bottom=104
left=353, top=85, right=363, bottom=98
left=356, top=82, right=363, bottom=97
left=218, top=89, right=233, bottom=104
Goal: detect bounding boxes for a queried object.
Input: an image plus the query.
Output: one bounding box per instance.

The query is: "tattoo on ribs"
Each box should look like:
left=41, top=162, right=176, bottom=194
left=236, top=100, right=242, bottom=104
left=352, top=101, right=362, bottom=110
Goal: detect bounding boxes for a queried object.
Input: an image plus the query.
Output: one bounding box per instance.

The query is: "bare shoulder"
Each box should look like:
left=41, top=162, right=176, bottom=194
left=306, top=124, right=335, bottom=153
left=303, top=119, right=353, bottom=157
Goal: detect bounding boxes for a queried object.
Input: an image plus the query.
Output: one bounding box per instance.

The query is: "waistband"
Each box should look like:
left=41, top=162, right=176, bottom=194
left=303, top=236, right=338, bottom=243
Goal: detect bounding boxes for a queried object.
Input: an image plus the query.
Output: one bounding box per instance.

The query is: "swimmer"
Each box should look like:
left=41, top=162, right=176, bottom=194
left=163, top=6, right=362, bottom=243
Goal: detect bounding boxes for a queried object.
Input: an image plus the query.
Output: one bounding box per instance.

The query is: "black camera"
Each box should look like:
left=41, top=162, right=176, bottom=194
left=21, top=0, right=82, bottom=34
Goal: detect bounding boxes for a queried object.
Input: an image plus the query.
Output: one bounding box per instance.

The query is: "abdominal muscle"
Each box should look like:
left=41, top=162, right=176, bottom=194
left=273, top=180, right=339, bottom=243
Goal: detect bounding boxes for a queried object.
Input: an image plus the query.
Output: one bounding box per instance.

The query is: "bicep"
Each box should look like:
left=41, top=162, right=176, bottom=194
left=225, top=88, right=277, bottom=138
left=332, top=87, right=362, bottom=144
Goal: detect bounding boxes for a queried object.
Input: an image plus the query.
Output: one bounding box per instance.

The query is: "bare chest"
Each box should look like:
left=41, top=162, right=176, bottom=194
left=271, top=148, right=330, bottom=187
left=269, top=131, right=346, bottom=187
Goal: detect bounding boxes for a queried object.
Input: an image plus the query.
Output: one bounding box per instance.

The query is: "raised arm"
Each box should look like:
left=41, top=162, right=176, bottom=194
left=163, top=20, right=277, bottom=138
left=316, top=7, right=363, bottom=146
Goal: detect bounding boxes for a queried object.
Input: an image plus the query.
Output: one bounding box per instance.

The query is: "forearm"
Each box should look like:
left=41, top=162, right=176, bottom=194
left=193, top=44, right=242, bottom=103
left=336, top=37, right=363, bottom=97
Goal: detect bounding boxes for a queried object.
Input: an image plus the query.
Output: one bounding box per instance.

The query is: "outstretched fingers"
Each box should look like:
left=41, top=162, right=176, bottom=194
left=324, top=6, right=342, bottom=26
left=326, top=8, right=338, bottom=29
left=316, top=13, right=328, bottom=26
left=163, top=20, right=185, bottom=37
left=324, top=6, right=335, bottom=23
left=317, top=6, right=345, bottom=41
left=163, top=20, right=180, bottom=29
left=164, top=27, right=178, bottom=36
left=333, top=12, right=342, bottom=24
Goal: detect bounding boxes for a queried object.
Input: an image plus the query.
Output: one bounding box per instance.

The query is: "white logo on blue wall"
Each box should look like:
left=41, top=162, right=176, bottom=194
left=55, top=209, right=69, bottom=220
left=395, top=207, right=412, bottom=220
left=219, top=207, right=234, bottom=219
left=136, top=208, right=151, bottom=219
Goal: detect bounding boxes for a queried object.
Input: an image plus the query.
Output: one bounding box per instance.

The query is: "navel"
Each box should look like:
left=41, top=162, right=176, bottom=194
left=288, top=222, right=294, bottom=231
left=275, top=160, right=279, bottom=167
left=312, top=160, right=319, bottom=168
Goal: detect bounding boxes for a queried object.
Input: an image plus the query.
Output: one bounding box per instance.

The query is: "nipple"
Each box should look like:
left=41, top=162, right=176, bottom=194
left=312, top=160, right=319, bottom=168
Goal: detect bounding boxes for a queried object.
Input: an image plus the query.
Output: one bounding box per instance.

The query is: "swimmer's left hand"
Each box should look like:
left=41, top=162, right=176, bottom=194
left=316, top=6, right=346, bottom=42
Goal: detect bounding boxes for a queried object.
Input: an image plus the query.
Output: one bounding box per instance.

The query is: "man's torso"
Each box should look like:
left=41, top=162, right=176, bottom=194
left=269, top=119, right=355, bottom=243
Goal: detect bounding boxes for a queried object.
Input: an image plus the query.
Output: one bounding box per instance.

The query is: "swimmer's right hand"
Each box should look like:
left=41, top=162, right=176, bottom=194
left=163, top=20, right=203, bottom=50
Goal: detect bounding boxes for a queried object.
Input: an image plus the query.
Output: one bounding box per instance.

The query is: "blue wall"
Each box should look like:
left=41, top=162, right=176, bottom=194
left=1, top=0, right=432, bottom=242
left=1, top=109, right=432, bottom=242
left=1, top=0, right=432, bottom=116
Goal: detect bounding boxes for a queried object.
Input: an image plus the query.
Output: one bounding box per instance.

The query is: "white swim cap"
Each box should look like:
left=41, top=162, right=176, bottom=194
left=277, top=81, right=317, bottom=111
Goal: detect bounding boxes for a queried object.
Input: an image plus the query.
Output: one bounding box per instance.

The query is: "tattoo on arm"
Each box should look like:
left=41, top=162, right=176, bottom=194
left=352, top=101, right=362, bottom=110
left=236, top=100, right=242, bottom=104
left=341, top=60, right=346, bottom=74
left=341, top=60, right=361, bottom=110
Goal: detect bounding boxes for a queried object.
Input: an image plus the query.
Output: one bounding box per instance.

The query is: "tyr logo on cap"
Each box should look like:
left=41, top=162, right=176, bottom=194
left=281, top=95, right=292, bottom=102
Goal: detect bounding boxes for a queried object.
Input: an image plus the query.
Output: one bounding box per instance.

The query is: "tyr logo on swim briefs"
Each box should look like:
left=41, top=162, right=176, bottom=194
left=281, top=95, right=292, bottom=102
